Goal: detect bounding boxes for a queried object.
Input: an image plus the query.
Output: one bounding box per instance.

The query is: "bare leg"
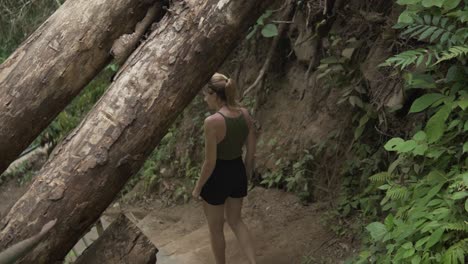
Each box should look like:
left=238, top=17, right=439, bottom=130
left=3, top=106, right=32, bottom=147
left=203, top=202, right=226, bottom=264
left=225, top=197, right=256, bottom=264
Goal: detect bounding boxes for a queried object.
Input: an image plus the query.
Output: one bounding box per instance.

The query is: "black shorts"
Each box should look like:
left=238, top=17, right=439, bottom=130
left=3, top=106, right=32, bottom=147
left=200, top=157, right=248, bottom=205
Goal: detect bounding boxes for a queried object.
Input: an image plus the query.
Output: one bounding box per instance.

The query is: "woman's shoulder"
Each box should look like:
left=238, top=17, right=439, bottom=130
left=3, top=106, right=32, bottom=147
left=204, top=112, right=223, bottom=125
left=238, top=107, right=253, bottom=128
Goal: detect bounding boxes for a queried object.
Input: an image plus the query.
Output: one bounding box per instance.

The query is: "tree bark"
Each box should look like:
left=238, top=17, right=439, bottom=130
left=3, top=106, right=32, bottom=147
left=0, top=0, right=274, bottom=263
left=74, top=214, right=157, bottom=264
left=0, top=0, right=164, bottom=175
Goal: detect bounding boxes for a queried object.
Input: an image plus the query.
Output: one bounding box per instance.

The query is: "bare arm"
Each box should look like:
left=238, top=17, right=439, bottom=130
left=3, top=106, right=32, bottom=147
left=194, top=117, right=217, bottom=192
left=241, top=108, right=256, bottom=180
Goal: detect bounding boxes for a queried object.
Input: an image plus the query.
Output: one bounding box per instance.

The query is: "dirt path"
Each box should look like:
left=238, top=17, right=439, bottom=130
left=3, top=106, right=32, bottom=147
left=131, top=187, right=355, bottom=264
left=0, top=179, right=356, bottom=263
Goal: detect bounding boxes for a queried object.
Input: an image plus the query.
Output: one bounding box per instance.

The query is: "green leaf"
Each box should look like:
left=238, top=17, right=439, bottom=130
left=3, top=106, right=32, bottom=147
left=409, top=93, right=446, bottom=113
left=256, top=10, right=272, bottom=26
left=359, top=114, right=369, bottom=126
left=388, top=156, right=403, bottom=174
left=463, top=142, right=468, bottom=153
left=366, top=222, right=387, bottom=241
left=413, top=144, right=428, bottom=155
left=426, top=148, right=444, bottom=159
left=261, top=24, right=278, bottom=38
left=430, top=28, right=445, bottom=42
left=370, top=172, right=390, bottom=183
left=419, top=26, right=438, bottom=41
left=402, top=241, right=413, bottom=249
left=440, top=32, right=452, bottom=44
left=415, top=236, right=430, bottom=249
left=452, top=191, right=468, bottom=200
left=443, top=0, right=461, bottom=10
left=402, top=25, right=424, bottom=36
left=458, top=98, right=468, bottom=110
left=432, top=15, right=441, bottom=26
left=441, top=17, right=449, bottom=28
left=378, top=184, right=391, bottom=190
left=406, top=73, right=436, bottom=89
left=465, top=199, right=468, bottom=212
left=425, top=227, right=444, bottom=249
left=448, top=119, right=461, bottom=130
left=354, top=115, right=369, bottom=140
left=402, top=247, right=416, bottom=258
left=349, top=96, right=364, bottom=108
left=385, top=214, right=394, bottom=229
left=413, top=130, right=427, bottom=141
left=398, top=140, right=418, bottom=153
left=411, top=255, right=421, bottom=264
left=385, top=138, right=405, bottom=151
left=342, top=48, right=355, bottom=59
left=427, top=199, right=443, bottom=207
left=399, top=10, right=415, bottom=24
left=422, top=182, right=445, bottom=205
left=464, top=121, right=468, bottom=131
left=425, top=104, right=452, bottom=143
left=421, top=0, right=445, bottom=7
left=424, top=14, right=432, bottom=24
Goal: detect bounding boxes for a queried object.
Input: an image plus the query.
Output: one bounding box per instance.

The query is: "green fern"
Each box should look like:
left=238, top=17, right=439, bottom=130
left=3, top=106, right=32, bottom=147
left=369, top=172, right=392, bottom=183
left=452, top=28, right=468, bottom=44
left=448, top=9, right=468, bottom=23
left=401, top=14, right=456, bottom=44
left=435, top=45, right=468, bottom=64
left=445, top=222, right=468, bottom=232
left=387, top=186, right=409, bottom=200
left=443, top=238, right=467, bottom=264
left=380, top=48, right=438, bottom=70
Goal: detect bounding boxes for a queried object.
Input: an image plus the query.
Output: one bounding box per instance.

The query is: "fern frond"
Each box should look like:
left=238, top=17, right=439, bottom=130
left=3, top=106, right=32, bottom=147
left=443, top=238, right=468, bottom=264
left=447, top=10, right=468, bottom=23
left=387, top=186, right=409, bottom=200
left=369, top=172, right=392, bottom=183
left=445, top=222, right=468, bottom=232
left=380, top=48, right=438, bottom=70
left=435, top=45, right=468, bottom=64
left=400, top=14, right=456, bottom=44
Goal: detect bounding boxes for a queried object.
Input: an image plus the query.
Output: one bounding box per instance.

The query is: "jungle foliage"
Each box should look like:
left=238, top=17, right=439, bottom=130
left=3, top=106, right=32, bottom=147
left=335, top=1, right=468, bottom=263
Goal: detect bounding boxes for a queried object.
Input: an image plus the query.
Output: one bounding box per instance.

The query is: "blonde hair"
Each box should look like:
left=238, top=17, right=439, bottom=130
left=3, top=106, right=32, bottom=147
left=208, top=72, right=239, bottom=108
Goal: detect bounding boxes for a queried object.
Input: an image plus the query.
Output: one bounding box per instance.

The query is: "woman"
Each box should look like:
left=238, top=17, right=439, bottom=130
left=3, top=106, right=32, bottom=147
left=192, top=72, right=257, bottom=264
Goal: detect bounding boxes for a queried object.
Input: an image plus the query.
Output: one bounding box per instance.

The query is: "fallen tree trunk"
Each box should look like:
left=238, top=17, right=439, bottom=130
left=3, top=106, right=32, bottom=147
left=0, top=0, right=274, bottom=263
left=0, top=0, right=164, bottom=175
left=74, top=214, right=157, bottom=264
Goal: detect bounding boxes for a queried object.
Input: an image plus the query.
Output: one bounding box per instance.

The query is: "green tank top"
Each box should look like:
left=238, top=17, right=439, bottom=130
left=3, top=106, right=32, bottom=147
left=216, top=111, right=249, bottom=160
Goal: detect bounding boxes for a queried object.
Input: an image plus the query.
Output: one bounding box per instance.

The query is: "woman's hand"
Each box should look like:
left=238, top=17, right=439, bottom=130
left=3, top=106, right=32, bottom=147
left=192, top=185, right=202, bottom=200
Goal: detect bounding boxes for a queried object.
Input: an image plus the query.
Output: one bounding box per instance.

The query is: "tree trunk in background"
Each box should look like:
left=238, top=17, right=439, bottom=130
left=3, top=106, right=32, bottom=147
left=74, top=214, right=157, bottom=264
left=0, top=0, right=164, bottom=175
left=0, top=0, right=274, bottom=262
